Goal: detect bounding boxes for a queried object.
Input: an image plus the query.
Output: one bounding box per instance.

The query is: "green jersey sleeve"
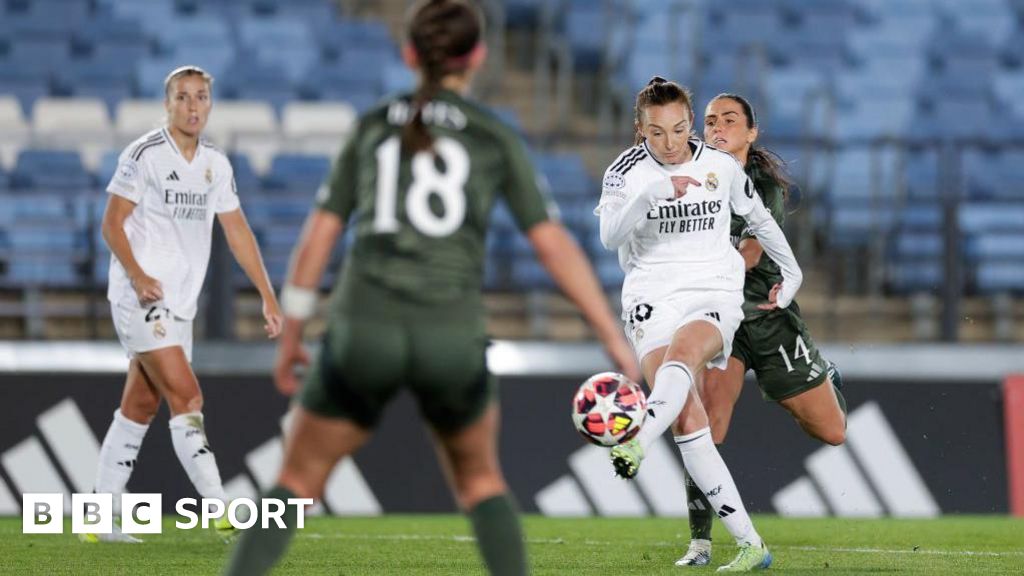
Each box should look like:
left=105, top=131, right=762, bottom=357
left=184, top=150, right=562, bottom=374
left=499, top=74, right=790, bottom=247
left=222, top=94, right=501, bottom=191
left=500, top=131, right=555, bottom=232
left=316, top=122, right=361, bottom=220
left=740, top=182, right=785, bottom=242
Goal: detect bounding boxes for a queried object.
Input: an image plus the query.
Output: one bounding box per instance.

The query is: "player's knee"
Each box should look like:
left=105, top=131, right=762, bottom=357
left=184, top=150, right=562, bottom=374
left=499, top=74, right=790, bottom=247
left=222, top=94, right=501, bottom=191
left=277, top=469, right=324, bottom=501
left=453, top=471, right=506, bottom=510
left=816, top=424, right=845, bottom=446
left=168, top=392, right=203, bottom=415
left=122, top=397, right=159, bottom=424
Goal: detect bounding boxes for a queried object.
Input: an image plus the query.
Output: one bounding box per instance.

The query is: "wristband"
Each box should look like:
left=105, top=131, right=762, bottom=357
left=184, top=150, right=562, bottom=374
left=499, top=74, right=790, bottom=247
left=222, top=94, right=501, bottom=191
left=280, top=284, right=317, bottom=320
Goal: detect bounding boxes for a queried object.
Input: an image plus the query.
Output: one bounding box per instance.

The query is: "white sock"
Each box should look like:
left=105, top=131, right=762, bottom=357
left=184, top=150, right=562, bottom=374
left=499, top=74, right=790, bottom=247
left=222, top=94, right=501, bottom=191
left=169, top=412, right=227, bottom=501
left=94, top=409, right=149, bottom=500
left=635, top=361, right=693, bottom=452
left=675, top=427, right=762, bottom=547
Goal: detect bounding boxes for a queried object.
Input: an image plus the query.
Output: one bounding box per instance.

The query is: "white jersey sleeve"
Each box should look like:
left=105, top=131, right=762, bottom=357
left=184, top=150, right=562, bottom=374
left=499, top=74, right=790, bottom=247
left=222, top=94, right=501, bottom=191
left=595, top=147, right=673, bottom=250
left=731, top=162, right=803, bottom=308
left=107, top=149, right=149, bottom=203
left=212, top=157, right=240, bottom=214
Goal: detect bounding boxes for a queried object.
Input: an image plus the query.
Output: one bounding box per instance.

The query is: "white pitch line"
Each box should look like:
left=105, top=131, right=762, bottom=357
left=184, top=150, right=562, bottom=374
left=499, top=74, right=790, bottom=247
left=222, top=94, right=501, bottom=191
left=294, top=532, right=1024, bottom=557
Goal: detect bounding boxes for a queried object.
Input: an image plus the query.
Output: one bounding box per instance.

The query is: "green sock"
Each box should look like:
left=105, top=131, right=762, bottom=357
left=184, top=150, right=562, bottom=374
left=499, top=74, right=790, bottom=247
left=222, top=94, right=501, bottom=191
left=222, top=486, right=298, bottom=576
left=468, top=493, right=528, bottom=576
left=685, top=467, right=713, bottom=541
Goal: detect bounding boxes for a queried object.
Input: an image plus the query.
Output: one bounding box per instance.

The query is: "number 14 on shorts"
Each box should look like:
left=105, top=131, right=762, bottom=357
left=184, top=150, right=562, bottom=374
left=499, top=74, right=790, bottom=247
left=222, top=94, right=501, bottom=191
left=778, top=335, right=811, bottom=373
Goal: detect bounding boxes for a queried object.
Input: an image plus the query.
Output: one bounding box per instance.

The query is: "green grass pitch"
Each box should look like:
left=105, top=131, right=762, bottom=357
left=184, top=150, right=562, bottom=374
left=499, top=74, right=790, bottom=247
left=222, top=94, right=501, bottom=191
left=1, top=515, right=1022, bottom=575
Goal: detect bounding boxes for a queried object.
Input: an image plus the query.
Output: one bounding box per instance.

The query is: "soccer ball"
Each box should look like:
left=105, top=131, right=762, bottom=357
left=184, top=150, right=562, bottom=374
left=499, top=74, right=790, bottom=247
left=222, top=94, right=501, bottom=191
left=571, top=372, right=647, bottom=447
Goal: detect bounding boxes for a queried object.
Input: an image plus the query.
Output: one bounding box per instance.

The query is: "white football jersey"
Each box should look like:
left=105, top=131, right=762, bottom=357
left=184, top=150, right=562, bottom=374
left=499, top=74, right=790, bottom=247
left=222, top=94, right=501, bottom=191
left=596, top=139, right=761, bottom=303
left=106, top=128, right=240, bottom=320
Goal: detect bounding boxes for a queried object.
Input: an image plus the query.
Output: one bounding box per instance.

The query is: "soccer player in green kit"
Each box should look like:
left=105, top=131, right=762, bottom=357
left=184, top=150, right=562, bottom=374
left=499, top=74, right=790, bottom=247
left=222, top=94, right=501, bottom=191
left=222, top=1, right=639, bottom=575
left=674, top=93, right=848, bottom=567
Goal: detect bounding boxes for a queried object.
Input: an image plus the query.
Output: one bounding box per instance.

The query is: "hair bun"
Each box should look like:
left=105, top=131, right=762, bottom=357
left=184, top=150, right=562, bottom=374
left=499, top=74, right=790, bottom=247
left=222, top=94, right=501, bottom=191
left=647, top=76, right=668, bottom=86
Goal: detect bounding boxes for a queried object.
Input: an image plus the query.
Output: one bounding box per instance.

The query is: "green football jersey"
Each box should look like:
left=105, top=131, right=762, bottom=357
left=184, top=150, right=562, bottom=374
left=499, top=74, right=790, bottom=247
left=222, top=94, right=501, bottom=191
left=730, top=163, right=786, bottom=321
left=318, top=89, right=555, bottom=306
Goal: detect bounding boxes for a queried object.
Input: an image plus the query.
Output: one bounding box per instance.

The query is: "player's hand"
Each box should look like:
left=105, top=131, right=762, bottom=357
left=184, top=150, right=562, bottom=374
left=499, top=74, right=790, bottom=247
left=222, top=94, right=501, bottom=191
left=274, top=337, right=310, bottom=396
left=262, top=298, right=283, bottom=339
left=606, top=336, right=642, bottom=384
left=670, top=176, right=702, bottom=199
left=130, top=273, right=163, bottom=306
left=757, top=283, right=782, bottom=311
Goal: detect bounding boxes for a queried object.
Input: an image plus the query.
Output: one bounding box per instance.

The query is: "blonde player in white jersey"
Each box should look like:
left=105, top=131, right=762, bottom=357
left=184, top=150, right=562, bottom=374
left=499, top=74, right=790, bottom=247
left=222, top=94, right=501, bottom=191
left=82, top=66, right=283, bottom=543
left=596, top=77, right=803, bottom=572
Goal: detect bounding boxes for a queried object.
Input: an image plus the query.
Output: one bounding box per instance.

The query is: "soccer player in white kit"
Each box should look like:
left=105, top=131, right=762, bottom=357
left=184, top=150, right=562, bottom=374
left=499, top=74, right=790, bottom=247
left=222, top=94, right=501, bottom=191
left=82, top=66, right=283, bottom=542
left=596, top=77, right=803, bottom=572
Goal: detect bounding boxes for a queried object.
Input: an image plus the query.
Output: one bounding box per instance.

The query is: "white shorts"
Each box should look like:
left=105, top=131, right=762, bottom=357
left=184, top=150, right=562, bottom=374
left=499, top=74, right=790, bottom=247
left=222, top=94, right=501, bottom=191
left=112, top=301, right=194, bottom=362
left=622, top=290, right=744, bottom=370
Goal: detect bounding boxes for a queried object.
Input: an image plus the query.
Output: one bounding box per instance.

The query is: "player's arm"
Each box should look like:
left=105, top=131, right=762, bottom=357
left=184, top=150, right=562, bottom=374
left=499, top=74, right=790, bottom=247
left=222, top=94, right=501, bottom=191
left=102, top=194, right=163, bottom=305
left=217, top=208, right=281, bottom=337
left=596, top=173, right=674, bottom=250
left=738, top=186, right=783, bottom=270
left=528, top=221, right=641, bottom=383
left=732, top=175, right=802, bottom=308
left=275, top=209, right=343, bottom=395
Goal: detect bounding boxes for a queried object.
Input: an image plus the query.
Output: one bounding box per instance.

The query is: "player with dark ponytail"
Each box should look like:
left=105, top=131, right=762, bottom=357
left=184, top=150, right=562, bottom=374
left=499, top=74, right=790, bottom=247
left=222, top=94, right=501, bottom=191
left=224, top=1, right=638, bottom=574
left=673, top=93, right=847, bottom=567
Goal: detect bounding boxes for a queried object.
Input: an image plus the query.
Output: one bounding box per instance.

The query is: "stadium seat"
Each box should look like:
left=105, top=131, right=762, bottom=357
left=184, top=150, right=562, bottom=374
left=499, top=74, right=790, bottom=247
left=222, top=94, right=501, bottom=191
left=201, top=100, right=277, bottom=149
left=975, top=262, right=1024, bottom=294
left=886, top=260, right=943, bottom=294
left=220, top=61, right=297, bottom=115
left=261, top=153, right=330, bottom=194
left=0, top=193, right=72, bottom=223
left=243, top=193, right=311, bottom=227
left=11, top=149, right=93, bottom=192
left=32, top=98, right=114, bottom=170
left=237, top=17, right=316, bottom=83
left=55, top=62, right=135, bottom=112
left=74, top=16, right=151, bottom=64
left=0, top=61, right=51, bottom=114
left=114, top=100, right=166, bottom=142
left=0, top=95, right=31, bottom=169
left=227, top=153, right=261, bottom=194
left=959, top=202, right=1024, bottom=233
left=280, top=101, right=356, bottom=157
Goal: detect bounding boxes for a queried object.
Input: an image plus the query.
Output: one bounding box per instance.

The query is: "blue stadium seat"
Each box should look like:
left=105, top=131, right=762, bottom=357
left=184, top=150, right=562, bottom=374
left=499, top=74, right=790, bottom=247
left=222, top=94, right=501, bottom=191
left=534, top=152, right=593, bottom=199
left=5, top=258, right=82, bottom=287
left=238, top=17, right=316, bottom=83
left=221, top=61, right=297, bottom=113
left=56, top=61, right=135, bottom=111
left=244, top=193, right=311, bottom=227
left=262, top=154, right=330, bottom=193
left=892, top=231, right=943, bottom=258
left=11, top=150, right=93, bottom=192
left=899, top=203, right=943, bottom=230
left=5, top=223, right=83, bottom=251
left=315, top=19, right=394, bottom=62
left=97, top=150, right=120, bottom=186
left=959, top=202, right=1024, bottom=233
left=563, top=0, right=608, bottom=73
left=975, top=262, right=1024, bottom=294
left=964, top=233, right=1024, bottom=260
left=828, top=205, right=896, bottom=248
left=887, top=260, right=943, bottom=294
left=905, top=151, right=940, bottom=199
left=0, top=193, right=72, bottom=223
left=227, top=153, right=261, bottom=195
left=510, top=256, right=554, bottom=290
left=74, top=17, right=151, bottom=63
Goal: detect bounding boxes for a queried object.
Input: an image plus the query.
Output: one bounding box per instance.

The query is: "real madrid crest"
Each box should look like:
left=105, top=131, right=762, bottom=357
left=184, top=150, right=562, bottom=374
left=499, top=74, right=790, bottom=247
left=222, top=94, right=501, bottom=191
left=153, top=321, right=167, bottom=339
left=706, top=172, right=719, bottom=192
left=205, top=168, right=213, bottom=184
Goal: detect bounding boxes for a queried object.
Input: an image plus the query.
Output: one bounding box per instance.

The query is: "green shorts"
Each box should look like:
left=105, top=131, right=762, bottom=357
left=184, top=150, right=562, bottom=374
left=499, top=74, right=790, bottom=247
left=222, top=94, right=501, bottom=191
left=299, top=275, right=495, bottom=433
left=730, top=303, right=828, bottom=402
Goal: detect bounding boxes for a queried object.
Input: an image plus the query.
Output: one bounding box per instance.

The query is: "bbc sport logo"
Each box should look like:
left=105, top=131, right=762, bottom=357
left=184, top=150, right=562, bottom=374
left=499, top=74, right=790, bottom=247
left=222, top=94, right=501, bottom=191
left=22, top=493, right=314, bottom=535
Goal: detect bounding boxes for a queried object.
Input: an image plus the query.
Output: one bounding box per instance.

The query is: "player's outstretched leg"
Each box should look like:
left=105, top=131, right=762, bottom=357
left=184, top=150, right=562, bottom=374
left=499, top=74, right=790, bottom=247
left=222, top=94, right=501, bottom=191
left=612, top=361, right=695, bottom=478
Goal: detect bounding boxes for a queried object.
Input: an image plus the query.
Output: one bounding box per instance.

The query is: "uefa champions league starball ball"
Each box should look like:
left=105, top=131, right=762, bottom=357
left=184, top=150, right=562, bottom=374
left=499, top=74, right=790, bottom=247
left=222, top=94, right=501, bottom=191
left=571, top=372, right=647, bottom=446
